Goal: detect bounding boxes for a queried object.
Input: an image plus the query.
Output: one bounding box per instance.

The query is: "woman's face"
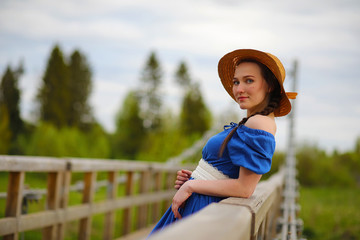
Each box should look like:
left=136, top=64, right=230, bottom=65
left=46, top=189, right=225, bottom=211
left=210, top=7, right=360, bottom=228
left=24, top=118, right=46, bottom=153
left=232, top=62, right=270, bottom=116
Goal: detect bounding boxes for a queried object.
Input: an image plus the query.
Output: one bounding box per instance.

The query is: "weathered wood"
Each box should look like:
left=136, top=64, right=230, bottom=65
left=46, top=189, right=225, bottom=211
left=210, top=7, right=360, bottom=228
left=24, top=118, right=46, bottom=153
left=0, top=155, right=195, bottom=173
left=4, top=171, right=24, bottom=240
left=152, top=172, right=162, bottom=223
left=43, top=172, right=62, bottom=240
left=149, top=203, right=252, bottom=240
left=57, top=169, right=71, bottom=240
left=123, top=171, right=134, bottom=235
left=103, top=171, right=117, bottom=240
left=220, top=170, right=284, bottom=238
left=138, top=171, right=151, bottom=229
left=79, top=172, right=97, bottom=240
left=0, top=190, right=176, bottom=235
left=0, top=155, right=66, bottom=172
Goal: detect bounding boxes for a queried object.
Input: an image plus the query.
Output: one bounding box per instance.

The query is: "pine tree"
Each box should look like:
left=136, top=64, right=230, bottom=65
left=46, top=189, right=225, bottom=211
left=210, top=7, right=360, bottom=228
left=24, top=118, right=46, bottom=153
left=37, top=45, right=71, bottom=128
left=180, top=84, right=211, bottom=135
left=68, top=50, right=93, bottom=129
left=0, top=104, right=12, bottom=153
left=139, top=51, right=163, bottom=131
left=175, top=61, right=191, bottom=88
left=113, top=91, right=145, bottom=159
left=0, top=65, right=23, bottom=139
left=174, top=61, right=212, bottom=136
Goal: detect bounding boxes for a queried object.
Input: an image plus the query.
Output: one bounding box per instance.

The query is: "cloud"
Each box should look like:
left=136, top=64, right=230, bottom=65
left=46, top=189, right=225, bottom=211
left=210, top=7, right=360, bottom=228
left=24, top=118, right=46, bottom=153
left=1, top=0, right=360, bottom=152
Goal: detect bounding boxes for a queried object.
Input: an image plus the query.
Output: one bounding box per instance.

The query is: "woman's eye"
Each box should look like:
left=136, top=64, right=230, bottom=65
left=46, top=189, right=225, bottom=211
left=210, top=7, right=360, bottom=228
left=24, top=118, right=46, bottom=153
left=246, top=79, right=254, bottom=83
left=233, top=80, right=240, bottom=85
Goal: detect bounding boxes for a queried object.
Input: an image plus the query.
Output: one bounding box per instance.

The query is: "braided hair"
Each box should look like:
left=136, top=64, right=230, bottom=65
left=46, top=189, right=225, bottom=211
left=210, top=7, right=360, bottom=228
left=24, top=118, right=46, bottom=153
left=218, top=59, right=281, bottom=157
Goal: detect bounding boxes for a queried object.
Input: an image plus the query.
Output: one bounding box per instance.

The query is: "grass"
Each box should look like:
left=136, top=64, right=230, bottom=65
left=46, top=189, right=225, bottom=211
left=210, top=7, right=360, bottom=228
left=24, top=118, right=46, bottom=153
left=299, top=187, right=360, bottom=240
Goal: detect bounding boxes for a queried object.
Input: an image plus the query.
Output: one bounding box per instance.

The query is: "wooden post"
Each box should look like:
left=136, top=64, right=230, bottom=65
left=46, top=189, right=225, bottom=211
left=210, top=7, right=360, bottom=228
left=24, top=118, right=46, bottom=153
left=57, top=167, right=71, bottom=240
left=152, top=171, right=162, bottom=223
left=165, top=172, right=175, bottom=209
left=79, top=172, right=97, bottom=240
left=4, top=171, right=25, bottom=240
left=122, top=171, right=133, bottom=235
left=103, top=171, right=117, bottom=240
left=137, top=170, right=150, bottom=229
left=43, top=172, right=62, bottom=240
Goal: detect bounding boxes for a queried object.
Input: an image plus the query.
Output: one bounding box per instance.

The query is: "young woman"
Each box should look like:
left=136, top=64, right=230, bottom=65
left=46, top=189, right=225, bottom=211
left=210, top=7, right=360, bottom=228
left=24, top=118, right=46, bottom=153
left=149, top=49, right=297, bottom=234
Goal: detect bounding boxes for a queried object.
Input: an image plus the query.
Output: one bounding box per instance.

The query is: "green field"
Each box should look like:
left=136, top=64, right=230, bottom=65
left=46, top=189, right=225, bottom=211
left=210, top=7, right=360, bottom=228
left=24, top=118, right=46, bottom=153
left=299, top=187, right=360, bottom=240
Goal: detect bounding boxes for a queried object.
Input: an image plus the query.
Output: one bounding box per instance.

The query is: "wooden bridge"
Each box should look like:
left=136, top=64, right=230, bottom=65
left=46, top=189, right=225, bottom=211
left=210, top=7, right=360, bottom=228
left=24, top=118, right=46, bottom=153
left=0, top=151, right=303, bottom=240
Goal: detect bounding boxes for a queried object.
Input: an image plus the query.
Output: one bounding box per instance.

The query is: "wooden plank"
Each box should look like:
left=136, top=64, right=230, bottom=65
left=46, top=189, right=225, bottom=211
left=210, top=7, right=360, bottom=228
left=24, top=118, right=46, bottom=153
left=0, top=190, right=176, bottom=236
left=123, top=171, right=134, bottom=235
left=43, top=172, right=61, bottom=240
left=103, top=171, right=117, bottom=240
left=4, top=171, right=24, bottom=240
left=137, top=171, right=151, bottom=229
left=0, top=155, right=66, bottom=172
left=0, top=218, right=16, bottom=236
left=116, top=224, right=155, bottom=240
left=151, top=172, right=162, bottom=223
left=79, top=172, right=97, bottom=240
left=164, top=172, right=175, bottom=209
left=148, top=203, right=252, bottom=240
left=67, top=158, right=193, bottom=172
left=220, top=170, right=285, bottom=237
left=57, top=169, right=71, bottom=240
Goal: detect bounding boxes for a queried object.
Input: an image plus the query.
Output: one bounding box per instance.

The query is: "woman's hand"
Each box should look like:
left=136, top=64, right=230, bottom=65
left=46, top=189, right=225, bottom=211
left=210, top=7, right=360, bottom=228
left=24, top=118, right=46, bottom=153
left=174, top=169, right=192, bottom=189
left=171, top=181, right=193, bottom=219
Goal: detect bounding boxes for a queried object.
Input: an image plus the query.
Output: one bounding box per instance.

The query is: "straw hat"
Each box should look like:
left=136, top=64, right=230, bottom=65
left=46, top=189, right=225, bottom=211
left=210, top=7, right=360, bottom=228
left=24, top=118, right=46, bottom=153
left=218, top=49, right=297, bottom=117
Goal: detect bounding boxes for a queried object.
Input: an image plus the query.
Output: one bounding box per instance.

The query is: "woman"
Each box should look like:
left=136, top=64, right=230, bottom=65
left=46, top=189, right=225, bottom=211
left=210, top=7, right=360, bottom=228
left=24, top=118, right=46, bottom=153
left=149, top=49, right=297, bottom=234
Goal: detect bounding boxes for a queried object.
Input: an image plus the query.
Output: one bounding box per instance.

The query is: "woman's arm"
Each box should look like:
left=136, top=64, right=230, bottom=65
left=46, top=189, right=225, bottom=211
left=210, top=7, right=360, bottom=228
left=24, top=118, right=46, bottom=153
left=171, top=167, right=262, bottom=219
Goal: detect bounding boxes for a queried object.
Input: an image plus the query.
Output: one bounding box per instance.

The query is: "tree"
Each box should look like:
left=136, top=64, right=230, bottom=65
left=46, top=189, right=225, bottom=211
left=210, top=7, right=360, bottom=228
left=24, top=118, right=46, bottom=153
left=174, top=61, right=212, bottom=136
left=139, top=51, right=163, bottom=131
left=68, top=50, right=93, bottom=129
left=113, top=91, right=145, bottom=159
left=175, top=61, right=191, bottom=88
left=37, top=45, right=71, bottom=128
left=180, top=84, right=211, bottom=136
left=0, top=65, right=23, bottom=140
left=0, top=104, right=12, bottom=153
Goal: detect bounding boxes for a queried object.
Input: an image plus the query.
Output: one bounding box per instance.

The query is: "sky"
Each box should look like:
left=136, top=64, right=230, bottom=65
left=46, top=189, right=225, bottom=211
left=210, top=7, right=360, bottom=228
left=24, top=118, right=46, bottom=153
left=0, top=0, right=359, bottom=153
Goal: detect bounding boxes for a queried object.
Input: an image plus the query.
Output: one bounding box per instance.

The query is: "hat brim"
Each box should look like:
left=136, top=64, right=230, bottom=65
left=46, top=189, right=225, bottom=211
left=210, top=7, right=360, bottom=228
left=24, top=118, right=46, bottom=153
left=218, top=49, right=292, bottom=117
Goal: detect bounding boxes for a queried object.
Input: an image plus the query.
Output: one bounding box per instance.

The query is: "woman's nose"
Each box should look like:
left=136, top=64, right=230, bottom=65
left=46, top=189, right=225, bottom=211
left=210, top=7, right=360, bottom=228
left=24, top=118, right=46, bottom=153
left=233, top=84, right=245, bottom=94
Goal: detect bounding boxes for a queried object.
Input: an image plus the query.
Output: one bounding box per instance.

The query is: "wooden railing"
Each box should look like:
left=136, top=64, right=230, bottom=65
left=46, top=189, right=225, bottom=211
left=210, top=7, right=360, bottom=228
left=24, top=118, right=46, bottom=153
left=148, top=168, right=285, bottom=240
left=0, top=155, right=195, bottom=240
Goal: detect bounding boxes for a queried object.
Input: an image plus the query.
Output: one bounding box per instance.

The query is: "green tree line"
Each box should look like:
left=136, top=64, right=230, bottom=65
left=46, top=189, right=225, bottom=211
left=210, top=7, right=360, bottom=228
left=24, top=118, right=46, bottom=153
left=0, top=44, right=212, bottom=161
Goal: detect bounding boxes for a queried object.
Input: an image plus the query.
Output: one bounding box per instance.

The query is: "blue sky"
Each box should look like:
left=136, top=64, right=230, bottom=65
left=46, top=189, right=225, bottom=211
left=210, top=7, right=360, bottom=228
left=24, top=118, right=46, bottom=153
left=1, top=0, right=359, bottom=152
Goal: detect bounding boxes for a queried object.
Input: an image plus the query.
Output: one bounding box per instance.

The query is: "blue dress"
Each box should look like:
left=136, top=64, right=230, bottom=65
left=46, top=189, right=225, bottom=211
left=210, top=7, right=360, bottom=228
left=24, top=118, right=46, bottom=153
left=149, top=122, right=276, bottom=235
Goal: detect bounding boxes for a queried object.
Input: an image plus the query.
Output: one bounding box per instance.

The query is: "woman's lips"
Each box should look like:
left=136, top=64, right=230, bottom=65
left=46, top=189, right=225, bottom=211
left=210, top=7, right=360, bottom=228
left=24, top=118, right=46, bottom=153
left=237, top=96, right=248, bottom=101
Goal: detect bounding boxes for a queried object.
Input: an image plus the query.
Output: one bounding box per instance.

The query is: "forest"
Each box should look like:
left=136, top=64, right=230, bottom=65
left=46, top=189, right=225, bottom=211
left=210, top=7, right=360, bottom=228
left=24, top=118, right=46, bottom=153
left=1, top=44, right=359, bottom=239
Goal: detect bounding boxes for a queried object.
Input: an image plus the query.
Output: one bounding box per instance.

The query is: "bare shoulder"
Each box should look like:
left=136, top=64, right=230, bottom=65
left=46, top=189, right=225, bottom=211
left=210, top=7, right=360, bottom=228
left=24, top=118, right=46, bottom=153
left=245, top=115, right=277, bottom=135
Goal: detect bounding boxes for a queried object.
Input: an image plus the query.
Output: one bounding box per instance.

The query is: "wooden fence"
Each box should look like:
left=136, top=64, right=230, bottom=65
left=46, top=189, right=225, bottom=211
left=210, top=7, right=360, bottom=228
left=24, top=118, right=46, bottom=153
left=149, top=168, right=285, bottom=240
left=0, top=155, right=195, bottom=240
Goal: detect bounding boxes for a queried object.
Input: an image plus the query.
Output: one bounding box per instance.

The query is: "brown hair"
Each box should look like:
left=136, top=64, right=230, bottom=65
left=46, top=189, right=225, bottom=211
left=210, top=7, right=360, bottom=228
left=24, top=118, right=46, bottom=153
left=218, top=59, right=281, bottom=157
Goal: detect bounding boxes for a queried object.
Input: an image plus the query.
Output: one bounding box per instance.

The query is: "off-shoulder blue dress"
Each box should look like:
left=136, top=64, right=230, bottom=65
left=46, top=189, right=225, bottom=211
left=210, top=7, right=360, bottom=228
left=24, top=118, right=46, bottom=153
left=149, top=122, right=276, bottom=235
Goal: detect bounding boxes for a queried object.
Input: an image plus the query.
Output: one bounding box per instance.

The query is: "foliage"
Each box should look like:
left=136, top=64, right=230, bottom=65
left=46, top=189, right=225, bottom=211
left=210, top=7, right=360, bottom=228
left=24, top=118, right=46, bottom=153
left=112, top=91, right=145, bottom=159
left=296, top=143, right=360, bottom=187
left=68, top=50, right=94, bottom=129
left=0, top=104, right=12, bottom=153
left=139, top=51, right=163, bottom=131
left=37, top=45, right=71, bottom=128
left=0, top=65, right=23, bottom=142
left=21, top=122, right=110, bottom=158
left=37, top=45, right=93, bottom=129
left=175, top=61, right=212, bottom=136
left=136, top=112, right=200, bottom=162
left=180, top=84, right=212, bottom=136
left=300, top=187, right=360, bottom=240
